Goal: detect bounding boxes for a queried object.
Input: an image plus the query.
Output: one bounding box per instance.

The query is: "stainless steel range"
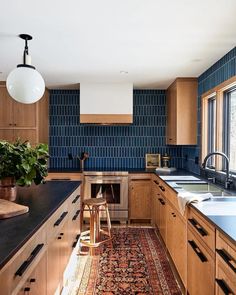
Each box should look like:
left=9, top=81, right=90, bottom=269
left=83, top=171, right=128, bottom=221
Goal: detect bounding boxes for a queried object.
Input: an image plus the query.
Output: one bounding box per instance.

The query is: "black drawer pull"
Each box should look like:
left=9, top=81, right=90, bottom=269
left=72, top=210, right=80, bottom=221
left=154, top=180, right=159, bottom=185
left=188, top=240, right=207, bottom=262
left=24, top=287, right=30, bottom=292
left=171, top=212, right=176, bottom=217
left=216, top=249, right=236, bottom=273
left=72, top=234, right=81, bottom=248
left=158, top=198, right=165, bottom=205
left=54, top=211, right=68, bottom=226
left=15, top=243, right=44, bottom=277
left=50, top=178, right=71, bottom=180
left=159, top=185, right=165, bottom=192
left=216, top=279, right=233, bottom=295
left=72, top=195, right=80, bottom=204
left=188, top=218, right=208, bottom=237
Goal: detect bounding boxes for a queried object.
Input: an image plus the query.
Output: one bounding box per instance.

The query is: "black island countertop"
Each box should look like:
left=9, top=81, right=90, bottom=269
left=0, top=181, right=81, bottom=270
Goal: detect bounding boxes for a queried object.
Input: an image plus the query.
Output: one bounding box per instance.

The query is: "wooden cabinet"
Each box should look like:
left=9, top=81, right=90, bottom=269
left=129, top=174, right=152, bottom=220
left=166, top=78, right=197, bottom=145
left=187, top=208, right=216, bottom=294
left=166, top=202, right=187, bottom=287
left=0, top=185, right=81, bottom=295
left=187, top=224, right=215, bottom=295
left=0, top=83, right=49, bottom=144
left=215, top=230, right=236, bottom=295
left=17, top=252, right=47, bottom=295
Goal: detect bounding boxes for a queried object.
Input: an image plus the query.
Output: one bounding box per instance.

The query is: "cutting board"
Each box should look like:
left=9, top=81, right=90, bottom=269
left=0, top=199, right=29, bottom=219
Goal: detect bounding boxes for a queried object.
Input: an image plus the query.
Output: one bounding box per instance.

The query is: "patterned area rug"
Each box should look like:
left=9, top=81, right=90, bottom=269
left=71, top=227, right=182, bottom=295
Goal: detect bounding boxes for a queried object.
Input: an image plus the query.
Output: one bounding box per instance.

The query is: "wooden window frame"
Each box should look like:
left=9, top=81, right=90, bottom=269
left=201, top=75, right=236, bottom=171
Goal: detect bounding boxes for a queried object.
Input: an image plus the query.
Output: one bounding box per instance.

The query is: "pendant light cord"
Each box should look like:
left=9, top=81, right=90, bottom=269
left=23, top=38, right=29, bottom=65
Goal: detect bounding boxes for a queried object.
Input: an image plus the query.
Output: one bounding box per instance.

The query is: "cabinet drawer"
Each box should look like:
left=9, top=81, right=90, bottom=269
left=216, top=256, right=236, bottom=295
left=187, top=227, right=215, bottom=295
left=67, top=187, right=81, bottom=213
left=46, top=202, right=69, bottom=241
left=0, top=227, right=46, bottom=295
left=188, top=208, right=215, bottom=252
left=216, top=230, right=236, bottom=279
left=46, top=172, right=83, bottom=181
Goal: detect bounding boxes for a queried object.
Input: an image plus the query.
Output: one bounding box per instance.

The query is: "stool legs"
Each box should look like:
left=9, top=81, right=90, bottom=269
left=80, top=202, right=112, bottom=256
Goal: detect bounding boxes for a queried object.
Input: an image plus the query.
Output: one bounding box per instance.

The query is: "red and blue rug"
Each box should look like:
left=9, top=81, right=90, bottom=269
left=72, top=227, right=182, bottom=295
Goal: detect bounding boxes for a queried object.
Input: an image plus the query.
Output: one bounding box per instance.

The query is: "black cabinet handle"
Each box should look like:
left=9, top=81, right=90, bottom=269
left=24, top=287, right=30, bottom=293
left=15, top=244, right=44, bottom=276
left=72, top=210, right=80, bottom=221
left=54, top=211, right=68, bottom=226
left=154, top=180, right=159, bottom=185
left=72, top=195, right=80, bottom=204
left=216, top=249, right=236, bottom=273
left=171, top=212, right=176, bottom=217
left=158, top=198, right=165, bottom=205
left=216, top=279, right=233, bottom=295
left=188, top=218, right=208, bottom=237
left=188, top=240, right=207, bottom=262
left=30, top=278, right=36, bottom=283
left=159, top=185, right=165, bottom=192
left=50, top=178, right=71, bottom=181
left=72, top=234, right=81, bottom=248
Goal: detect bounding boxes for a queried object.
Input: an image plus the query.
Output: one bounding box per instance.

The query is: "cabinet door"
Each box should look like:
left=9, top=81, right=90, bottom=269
left=17, top=252, right=47, bottom=295
left=166, top=203, right=187, bottom=287
left=47, top=236, right=60, bottom=295
left=166, top=84, right=177, bottom=144
left=158, top=194, right=166, bottom=243
left=129, top=180, right=151, bottom=219
left=13, top=101, right=37, bottom=127
left=0, top=86, right=13, bottom=127
left=187, top=228, right=215, bottom=295
left=13, top=129, right=37, bottom=144
left=59, top=220, right=70, bottom=279
left=0, top=129, right=14, bottom=141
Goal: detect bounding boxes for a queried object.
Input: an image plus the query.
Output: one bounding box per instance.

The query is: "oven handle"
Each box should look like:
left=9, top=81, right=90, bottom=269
left=86, top=177, right=125, bottom=183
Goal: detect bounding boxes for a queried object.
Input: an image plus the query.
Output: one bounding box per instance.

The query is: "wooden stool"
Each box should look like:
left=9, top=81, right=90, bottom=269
left=80, top=198, right=112, bottom=255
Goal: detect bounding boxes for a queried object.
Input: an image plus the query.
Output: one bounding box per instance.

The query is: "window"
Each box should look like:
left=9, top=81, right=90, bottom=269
left=223, top=88, right=236, bottom=171
left=201, top=76, right=236, bottom=174
left=207, top=97, right=216, bottom=167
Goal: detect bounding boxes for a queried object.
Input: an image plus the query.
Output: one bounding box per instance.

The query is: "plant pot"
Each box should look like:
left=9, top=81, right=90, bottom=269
left=0, top=177, right=17, bottom=201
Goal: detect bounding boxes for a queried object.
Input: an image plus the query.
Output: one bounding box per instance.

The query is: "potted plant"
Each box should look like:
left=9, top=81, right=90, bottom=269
left=0, top=140, right=49, bottom=201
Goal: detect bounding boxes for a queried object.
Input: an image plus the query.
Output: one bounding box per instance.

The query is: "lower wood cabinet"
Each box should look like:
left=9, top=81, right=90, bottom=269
left=18, top=252, right=47, bottom=295
left=187, top=227, right=215, bottom=295
left=129, top=175, right=151, bottom=220
left=0, top=186, right=81, bottom=295
left=166, top=202, right=187, bottom=287
left=215, top=230, right=236, bottom=295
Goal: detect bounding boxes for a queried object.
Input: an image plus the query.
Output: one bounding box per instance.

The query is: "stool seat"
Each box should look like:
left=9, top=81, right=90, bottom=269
left=83, top=198, right=107, bottom=206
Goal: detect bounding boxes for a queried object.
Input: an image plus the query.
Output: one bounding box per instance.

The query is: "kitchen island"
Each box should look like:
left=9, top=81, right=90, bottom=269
left=0, top=180, right=81, bottom=295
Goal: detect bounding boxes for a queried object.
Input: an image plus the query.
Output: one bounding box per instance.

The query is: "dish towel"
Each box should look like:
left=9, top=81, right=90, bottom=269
left=177, top=192, right=212, bottom=215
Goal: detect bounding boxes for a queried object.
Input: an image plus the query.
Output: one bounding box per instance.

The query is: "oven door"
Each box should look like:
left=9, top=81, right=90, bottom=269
left=84, top=176, right=128, bottom=211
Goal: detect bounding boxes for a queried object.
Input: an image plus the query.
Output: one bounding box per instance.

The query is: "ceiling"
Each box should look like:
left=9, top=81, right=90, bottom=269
left=0, top=0, right=236, bottom=89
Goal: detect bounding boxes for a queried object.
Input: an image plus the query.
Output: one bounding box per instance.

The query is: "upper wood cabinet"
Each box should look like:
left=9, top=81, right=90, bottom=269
left=0, top=83, right=49, bottom=144
left=166, top=78, right=197, bottom=145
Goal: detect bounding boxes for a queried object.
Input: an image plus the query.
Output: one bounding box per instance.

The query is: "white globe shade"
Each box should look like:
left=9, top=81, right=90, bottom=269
left=6, top=66, right=45, bottom=104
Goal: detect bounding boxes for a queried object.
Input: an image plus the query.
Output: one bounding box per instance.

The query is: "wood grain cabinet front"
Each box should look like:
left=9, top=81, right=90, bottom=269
left=0, top=83, right=49, bottom=144
left=166, top=78, right=197, bottom=145
left=0, top=226, right=46, bottom=295
left=166, top=202, right=187, bottom=287
left=215, top=230, right=236, bottom=295
left=187, top=227, right=215, bottom=295
left=129, top=174, right=152, bottom=220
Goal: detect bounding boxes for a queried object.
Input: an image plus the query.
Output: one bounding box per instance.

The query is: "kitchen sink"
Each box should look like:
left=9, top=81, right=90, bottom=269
left=169, top=180, right=233, bottom=197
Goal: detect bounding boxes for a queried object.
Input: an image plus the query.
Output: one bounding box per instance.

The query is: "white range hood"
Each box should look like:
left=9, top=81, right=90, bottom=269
left=80, top=83, right=133, bottom=124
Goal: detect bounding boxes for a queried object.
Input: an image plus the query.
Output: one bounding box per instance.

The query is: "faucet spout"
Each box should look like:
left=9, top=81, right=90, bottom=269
left=202, top=151, right=231, bottom=189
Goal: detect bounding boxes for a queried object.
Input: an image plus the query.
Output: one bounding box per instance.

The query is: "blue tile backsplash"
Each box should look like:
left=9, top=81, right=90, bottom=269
left=49, top=90, right=183, bottom=170
left=183, top=46, right=236, bottom=174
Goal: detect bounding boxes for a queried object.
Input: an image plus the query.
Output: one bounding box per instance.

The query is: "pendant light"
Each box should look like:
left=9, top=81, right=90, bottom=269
left=6, top=34, right=45, bottom=104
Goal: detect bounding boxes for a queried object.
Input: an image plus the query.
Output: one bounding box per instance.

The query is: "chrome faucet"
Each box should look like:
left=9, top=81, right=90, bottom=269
left=202, top=151, right=232, bottom=189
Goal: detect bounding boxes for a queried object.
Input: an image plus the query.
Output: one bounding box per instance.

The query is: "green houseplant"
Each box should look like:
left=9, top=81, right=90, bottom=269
left=0, top=140, right=49, bottom=200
